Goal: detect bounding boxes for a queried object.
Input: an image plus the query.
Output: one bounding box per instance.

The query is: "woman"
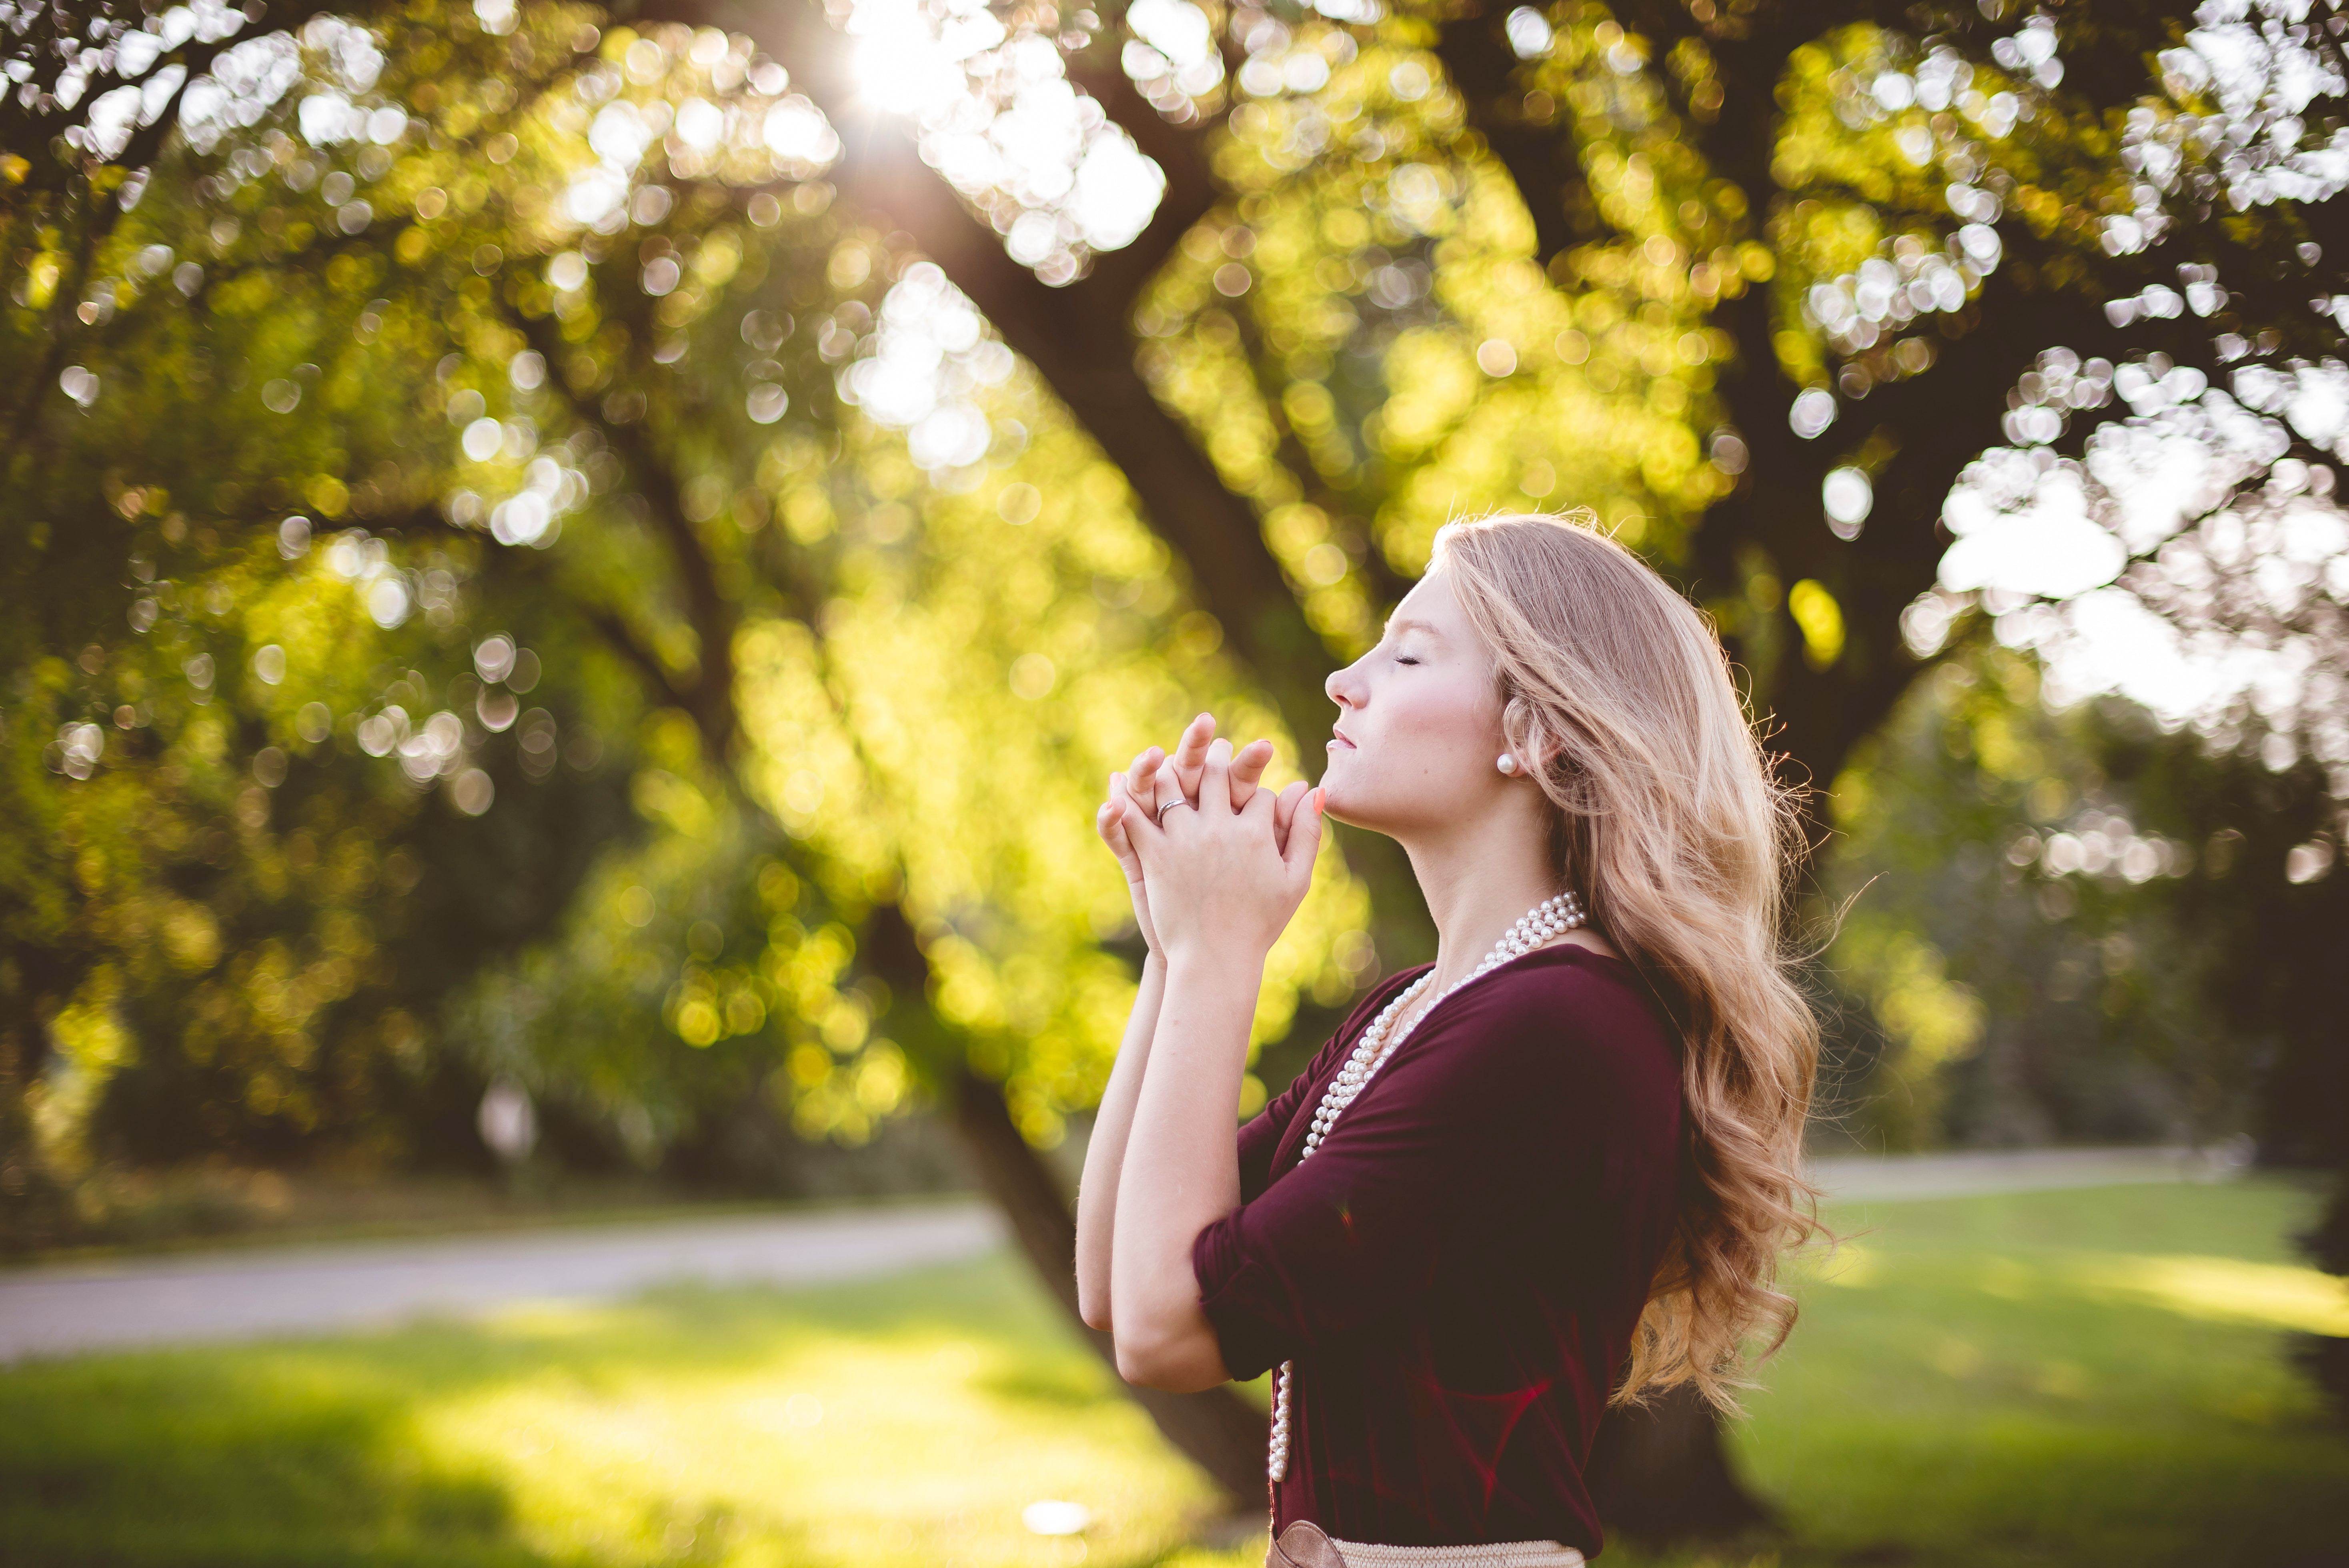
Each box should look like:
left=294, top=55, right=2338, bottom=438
left=1075, top=512, right=1819, bottom=1565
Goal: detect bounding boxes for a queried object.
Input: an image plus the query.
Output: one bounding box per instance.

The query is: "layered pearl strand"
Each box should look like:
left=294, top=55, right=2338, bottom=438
left=1267, top=890, right=1586, bottom=1484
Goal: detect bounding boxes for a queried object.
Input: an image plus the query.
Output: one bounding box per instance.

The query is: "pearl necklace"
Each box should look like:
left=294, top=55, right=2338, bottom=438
left=1267, top=890, right=1586, bottom=1484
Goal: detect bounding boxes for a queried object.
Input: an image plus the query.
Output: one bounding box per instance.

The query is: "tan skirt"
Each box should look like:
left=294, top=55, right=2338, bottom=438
left=1269, top=1521, right=1584, bottom=1568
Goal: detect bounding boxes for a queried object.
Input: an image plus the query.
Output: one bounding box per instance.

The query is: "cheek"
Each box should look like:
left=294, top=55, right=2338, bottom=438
left=1375, top=679, right=1499, bottom=775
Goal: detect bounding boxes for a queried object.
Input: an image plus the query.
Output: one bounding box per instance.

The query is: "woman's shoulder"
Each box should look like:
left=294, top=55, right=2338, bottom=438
left=1426, top=943, right=1679, bottom=1089
left=1493, top=939, right=1656, bottom=1003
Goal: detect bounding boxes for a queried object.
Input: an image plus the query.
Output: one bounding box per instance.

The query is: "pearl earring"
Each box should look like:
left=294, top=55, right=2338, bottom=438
left=1496, top=753, right=1518, bottom=775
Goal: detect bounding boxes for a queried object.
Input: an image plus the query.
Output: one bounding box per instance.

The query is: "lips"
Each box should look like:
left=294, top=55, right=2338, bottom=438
left=1328, top=727, right=1357, bottom=750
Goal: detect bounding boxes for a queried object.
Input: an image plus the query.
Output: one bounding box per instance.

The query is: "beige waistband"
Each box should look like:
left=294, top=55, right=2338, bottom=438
left=1331, top=1542, right=1584, bottom=1568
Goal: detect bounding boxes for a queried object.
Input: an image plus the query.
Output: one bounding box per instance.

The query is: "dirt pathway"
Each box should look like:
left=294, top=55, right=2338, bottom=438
left=0, top=1201, right=999, bottom=1364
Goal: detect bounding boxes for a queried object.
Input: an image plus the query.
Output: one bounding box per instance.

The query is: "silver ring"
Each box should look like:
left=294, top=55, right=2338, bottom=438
left=1157, top=798, right=1193, bottom=826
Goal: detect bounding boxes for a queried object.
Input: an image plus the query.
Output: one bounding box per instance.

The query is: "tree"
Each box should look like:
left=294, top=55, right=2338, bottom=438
left=1866, top=1, right=2349, bottom=1425
left=17, top=0, right=2349, bottom=1533
left=1822, top=641, right=2239, bottom=1152
left=5, top=0, right=1378, bottom=1494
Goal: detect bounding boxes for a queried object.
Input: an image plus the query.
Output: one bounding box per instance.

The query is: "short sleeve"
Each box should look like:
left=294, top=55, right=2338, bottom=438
left=1191, top=955, right=1680, bottom=1382
left=1235, top=1088, right=1299, bottom=1206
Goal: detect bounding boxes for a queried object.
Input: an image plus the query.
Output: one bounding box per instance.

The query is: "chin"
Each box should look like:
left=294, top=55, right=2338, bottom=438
left=1326, top=794, right=1404, bottom=837
left=1322, top=761, right=1486, bottom=839
left=1318, top=773, right=1391, bottom=835
left=1318, top=752, right=1361, bottom=822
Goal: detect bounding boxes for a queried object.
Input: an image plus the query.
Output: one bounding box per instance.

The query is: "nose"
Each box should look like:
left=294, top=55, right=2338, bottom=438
left=1326, top=658, right=1364, bottom=711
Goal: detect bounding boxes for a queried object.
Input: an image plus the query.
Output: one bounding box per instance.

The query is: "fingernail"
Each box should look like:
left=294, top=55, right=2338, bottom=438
left=1312, top=787, right=1325, bottom=812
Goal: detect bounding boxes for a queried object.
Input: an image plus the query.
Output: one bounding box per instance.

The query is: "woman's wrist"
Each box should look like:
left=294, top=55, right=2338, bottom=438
left=1159, top=939, right=1271, bottom=995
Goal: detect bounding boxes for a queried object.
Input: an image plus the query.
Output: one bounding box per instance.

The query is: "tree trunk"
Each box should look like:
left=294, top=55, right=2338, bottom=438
left=2297, top=1165, right=2349, bottom=1424
left=949, top=1066, right=1271, bottom=1504
left=1586, top=1385, right=1771, bottom=1544
left=0, top=1020, right=71, bottom=1254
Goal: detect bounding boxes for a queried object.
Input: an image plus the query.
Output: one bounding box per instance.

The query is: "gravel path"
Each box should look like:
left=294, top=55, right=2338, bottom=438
left=0, top=1201, right=1000, bottom=1365
left=0, top=1147, right=2236, bottom=1364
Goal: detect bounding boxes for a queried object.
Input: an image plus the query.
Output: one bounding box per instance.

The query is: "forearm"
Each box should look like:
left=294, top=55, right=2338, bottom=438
left=1108, top=945, right=1260, bottom=1391
left=1075, top=951, right=1166, bottom=1330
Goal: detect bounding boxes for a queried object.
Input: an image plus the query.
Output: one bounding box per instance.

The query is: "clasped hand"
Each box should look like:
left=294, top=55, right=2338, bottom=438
left=1093, top=713, right=1324, bottom=965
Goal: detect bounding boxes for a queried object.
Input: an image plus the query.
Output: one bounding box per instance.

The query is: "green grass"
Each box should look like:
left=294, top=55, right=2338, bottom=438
left=0, top=1259, right=1226, bottom=1568
left=1, top=1180, right=2343, bottom=1568
left=1662, top=1180, right=2349, bottom=1568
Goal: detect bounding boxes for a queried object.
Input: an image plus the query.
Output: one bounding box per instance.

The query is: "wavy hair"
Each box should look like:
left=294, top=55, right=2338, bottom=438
left=1434, top=510, right=1821, bottom=1412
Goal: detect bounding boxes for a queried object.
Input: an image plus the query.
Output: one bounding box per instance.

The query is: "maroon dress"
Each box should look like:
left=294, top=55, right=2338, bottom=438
left=1191, top=946, right=1682, bottom=1554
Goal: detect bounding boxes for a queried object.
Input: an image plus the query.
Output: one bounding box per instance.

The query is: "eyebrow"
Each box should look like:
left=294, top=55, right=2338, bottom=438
left=1385, top=616, right=1446, bottom=639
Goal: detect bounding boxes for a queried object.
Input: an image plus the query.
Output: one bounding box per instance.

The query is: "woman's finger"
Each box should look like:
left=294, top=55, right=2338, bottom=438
left=1272, top=778, right=1308, bottom=850
left=1126, top=748, right=1165, bottom=815
left=1121, top=787, right=1168, bottom=847
left=1099, top=798, right=1137, bottom=862
left=1197, top=736, right=1234, bottom=814
left=1101, top=776, right=1145, bottom=861
left=1280, top=786, right=1327, bottom=879
left=1117, top=763, right=1152, bottom=817
left=1169, top=713, right=1216, bottom=805
left=1228, top=737, right=1274, bottom=812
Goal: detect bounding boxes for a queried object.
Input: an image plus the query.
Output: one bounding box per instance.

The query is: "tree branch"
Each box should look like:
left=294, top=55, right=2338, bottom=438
left=503, top=301, right=740, bottom=764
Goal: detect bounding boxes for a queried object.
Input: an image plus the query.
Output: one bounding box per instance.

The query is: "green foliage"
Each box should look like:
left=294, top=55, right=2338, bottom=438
left=1, top=2, right=709, bottom=1210
left=2091, top=713, right=2349, bottom=1177
left=730, top=408, right=1369, bottom=1141
left=1824, top=643, right=2231, bottom=1150
left=2, top=0, right=1374, bottom=1213
left=1136, top=7, right=1738, bottom=656
left=6, top=0, right=2339, bottom=1236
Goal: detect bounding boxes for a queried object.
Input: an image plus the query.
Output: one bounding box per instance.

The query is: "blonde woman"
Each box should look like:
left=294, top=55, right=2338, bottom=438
left=1075, top=512, right=1819, bottom=1565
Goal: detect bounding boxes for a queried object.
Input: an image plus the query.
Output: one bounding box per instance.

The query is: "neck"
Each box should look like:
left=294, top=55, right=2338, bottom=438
left=1398, top=805, right=1565, bottom=991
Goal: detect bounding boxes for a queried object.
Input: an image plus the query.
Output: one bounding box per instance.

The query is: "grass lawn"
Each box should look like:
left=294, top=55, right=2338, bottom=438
left=0, top=1180, right=2342, bottom=1568
left=1678, top=1179, right=2349, bottom=1568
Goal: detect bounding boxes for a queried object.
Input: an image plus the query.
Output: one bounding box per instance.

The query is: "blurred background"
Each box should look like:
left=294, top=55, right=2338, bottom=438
left=3, top=0, right=2347, bottom=1562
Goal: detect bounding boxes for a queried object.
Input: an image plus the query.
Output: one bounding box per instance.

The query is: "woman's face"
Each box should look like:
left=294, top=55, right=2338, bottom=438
left=1320, top=567, right=1512, bottom=835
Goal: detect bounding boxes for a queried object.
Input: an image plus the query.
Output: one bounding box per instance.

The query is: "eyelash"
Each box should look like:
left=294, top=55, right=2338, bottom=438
left=1395, top=653, right=1420, bottom=666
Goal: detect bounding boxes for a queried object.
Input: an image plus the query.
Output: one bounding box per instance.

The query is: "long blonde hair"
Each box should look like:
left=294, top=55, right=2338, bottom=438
left=1435, top=510, right=1820, bottom=1412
